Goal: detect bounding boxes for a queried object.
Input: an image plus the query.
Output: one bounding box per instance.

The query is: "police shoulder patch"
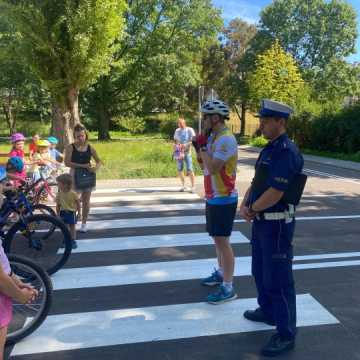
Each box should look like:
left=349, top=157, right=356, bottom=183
left=274, top=177, right=289, bottom=184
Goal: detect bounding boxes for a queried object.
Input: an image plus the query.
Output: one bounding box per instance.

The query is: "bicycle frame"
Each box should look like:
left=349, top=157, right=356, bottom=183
left=23, top=171, right=57, bottom=204
left=0, top=192, right=34, bottom=233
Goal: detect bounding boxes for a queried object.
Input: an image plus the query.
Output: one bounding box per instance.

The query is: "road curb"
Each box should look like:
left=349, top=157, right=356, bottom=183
left=239, top=145, right=360, bottom=173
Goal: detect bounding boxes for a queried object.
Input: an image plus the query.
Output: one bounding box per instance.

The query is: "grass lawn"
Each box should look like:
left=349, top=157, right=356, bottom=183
left=93, top=139, right=202, bottom=179
left=0, top=139, right=202, bottom=179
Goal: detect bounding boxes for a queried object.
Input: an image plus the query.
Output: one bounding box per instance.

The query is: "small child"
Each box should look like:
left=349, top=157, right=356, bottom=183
left=0, top=168, right=38, bottom=359
left=31, top=140, right=56, bottom=181
left=47, top=137, right=64, bottom=162
left=56, top=174, right=81, bottom=249
left=28, top=134, right=40, bottom=161
left=9, top=133, right=27, bottom=181
left=6, top=157, right=26, bottom=188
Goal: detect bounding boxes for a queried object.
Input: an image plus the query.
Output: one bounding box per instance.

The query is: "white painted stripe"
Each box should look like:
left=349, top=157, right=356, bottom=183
left=90, top=193, right=201, bottom=203
left=81, top=216, right=205, bottom=230
left=81, top=214, right=360, bottom=230
left=58, top=232, right=249, bottom=254
left=302, top=193, right=349, bottom=198
left=304, top=168, right=360, bottom=185
left=88, top=194, right=347, bottom=215
left=53, top=252, right=360, bottom=290
left=296, top=215, right=360, bottom=221
left=94, top=186, right=189, bottom=194
left=11, top=294, right=338, bottom=356
left=90, top=203, right=205, bottom=214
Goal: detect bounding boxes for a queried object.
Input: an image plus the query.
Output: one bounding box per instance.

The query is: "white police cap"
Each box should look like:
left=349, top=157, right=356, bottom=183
left=257, top=99, right=293, bottom=119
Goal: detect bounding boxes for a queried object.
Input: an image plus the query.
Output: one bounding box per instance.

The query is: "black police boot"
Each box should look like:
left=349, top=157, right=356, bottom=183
left=243, top=308, right=275, bottom=326
left=261, top=334, right=295, bottom=357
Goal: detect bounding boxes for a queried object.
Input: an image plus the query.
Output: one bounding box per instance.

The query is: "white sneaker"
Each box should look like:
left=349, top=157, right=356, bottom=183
left=79, top=224, right=87, bottom=233
left=179, top=187, right=186, bottom=192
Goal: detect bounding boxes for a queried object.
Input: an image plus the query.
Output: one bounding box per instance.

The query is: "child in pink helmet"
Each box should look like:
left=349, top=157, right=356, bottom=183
left=8, top=133, right=27, bottom=182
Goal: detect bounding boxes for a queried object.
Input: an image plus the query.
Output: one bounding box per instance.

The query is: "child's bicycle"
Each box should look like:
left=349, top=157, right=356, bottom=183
left=26, top=167, right=59, bottom=205
left=0, top=190, right=72, bottom=275
left=5, top=254, right=53, bottom=345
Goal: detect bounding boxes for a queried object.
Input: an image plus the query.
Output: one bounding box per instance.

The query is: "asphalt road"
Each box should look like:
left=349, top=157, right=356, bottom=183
left=6, top=147, right=360, bottom=360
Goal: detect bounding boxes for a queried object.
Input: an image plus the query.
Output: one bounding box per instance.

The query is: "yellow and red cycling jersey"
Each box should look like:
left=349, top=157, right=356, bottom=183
left=203, top=127, right=238, bottom=202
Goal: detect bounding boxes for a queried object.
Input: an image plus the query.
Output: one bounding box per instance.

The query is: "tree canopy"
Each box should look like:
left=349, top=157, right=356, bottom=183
left=1, top=0, right=127, bottom=146
left=260, top=0, right=358, bottom=69
left=247, top=40, right=304, bottom=108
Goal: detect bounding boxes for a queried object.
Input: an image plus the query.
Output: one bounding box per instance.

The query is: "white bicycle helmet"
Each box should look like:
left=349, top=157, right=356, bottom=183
left=201, top=99, right=230, bottom=119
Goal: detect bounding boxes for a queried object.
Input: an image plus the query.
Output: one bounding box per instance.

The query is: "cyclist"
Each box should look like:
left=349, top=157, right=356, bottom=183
left=0, top=167, right=38, bottom=360
left=6, top=157, right=26, bottom=188
left=47, top=137, right=64, bottom=162
left=28, top=134, right=40, bottom=161
left=194, top=99, right=238, bottom=304
left=9, top=133, right=27, bottom=180
left=31, top=140, right=57, bottom=180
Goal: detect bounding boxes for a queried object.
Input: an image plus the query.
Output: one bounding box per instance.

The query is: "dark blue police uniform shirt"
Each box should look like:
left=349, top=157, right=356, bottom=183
left=248, top=133, right=304, bottom=212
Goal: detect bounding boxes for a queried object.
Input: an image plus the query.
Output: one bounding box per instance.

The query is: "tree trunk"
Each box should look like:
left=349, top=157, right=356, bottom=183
left=240, top=102, right=246, bottom=137
left=234, top=103, right=246, bottom=136
left=96, top=77, right=111, bottom=141
left=2, top=102, right=16, bottom=135
left=52, top=88, right=80, bottom=151
left=97, top=110, right=111, bottom=140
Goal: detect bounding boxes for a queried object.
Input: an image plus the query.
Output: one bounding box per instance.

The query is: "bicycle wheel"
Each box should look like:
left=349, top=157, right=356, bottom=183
left=4, top=214, right=72, bottom=275
left=31, top=204, right=57, bottom=239
left=6, top=254, right=53, bottom=345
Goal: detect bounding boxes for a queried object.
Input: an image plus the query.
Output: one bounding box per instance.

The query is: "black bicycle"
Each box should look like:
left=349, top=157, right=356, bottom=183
left=1, top=191, right=72, bottom=275
left=5, top=254, right=53, bottom=345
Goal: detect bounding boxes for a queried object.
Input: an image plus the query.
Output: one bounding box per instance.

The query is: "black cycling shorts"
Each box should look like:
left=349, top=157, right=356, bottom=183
left=205, top=201, right=238, bottom=237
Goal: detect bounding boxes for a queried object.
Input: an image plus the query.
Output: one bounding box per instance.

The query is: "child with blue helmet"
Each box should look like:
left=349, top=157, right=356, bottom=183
left=6, top=157, right=26, bottom=187
left=47, top=137, right=64, bottom=162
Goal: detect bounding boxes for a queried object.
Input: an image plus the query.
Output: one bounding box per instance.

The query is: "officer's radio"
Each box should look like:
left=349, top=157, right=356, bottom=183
left=251, top=164, right=307, bottom=206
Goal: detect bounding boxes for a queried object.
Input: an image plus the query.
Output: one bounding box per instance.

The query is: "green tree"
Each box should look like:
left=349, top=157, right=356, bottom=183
left=200, top=18, right=261, bottom=135
left=247, top=40, right=304, bottom=108
left=0, top=13, right=50, bottom=134
left=223, top=18, right=257, bottom=135
left=84, top=0, right=222, bottom=140
left=1, top=0, right=127, bottom=147
left=310, top=59, right=360, bottom=108
left=260, top=0, right=357, bottom=70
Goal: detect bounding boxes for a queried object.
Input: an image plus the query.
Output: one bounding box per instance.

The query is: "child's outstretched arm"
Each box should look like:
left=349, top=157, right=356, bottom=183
left=0, top=267, right=37, bottom=304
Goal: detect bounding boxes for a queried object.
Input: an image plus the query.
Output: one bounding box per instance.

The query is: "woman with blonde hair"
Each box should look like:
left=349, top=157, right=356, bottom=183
left=64, top=124, right=102, bottom=233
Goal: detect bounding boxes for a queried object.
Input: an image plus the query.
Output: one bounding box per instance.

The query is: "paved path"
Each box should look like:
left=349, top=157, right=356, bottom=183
left=5, top=147, right=360, bottom=360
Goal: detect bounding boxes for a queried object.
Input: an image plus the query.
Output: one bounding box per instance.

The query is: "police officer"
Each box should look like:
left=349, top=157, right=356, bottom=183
left=240, top=99, right=304, bottom=357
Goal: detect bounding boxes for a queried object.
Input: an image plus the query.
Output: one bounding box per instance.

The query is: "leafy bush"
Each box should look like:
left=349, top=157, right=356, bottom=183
left=115, top=116, right=146, bottom=134
left=15, top=121, right=51, bottom=137
left=159, top=118, right=178, bottom=139
left=287, top=111, right=315, bottom=148
left=309, top=104, right=360, bottom=153
left=250, top=136, right=268, bottom=147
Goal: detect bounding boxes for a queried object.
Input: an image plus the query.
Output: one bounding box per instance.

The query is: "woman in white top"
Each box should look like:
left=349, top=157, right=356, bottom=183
left=173, top=118, right=196, bottom=192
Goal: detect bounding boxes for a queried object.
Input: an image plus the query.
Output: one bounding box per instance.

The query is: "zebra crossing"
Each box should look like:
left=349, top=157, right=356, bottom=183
left=8, top=186, right=349, bottom=359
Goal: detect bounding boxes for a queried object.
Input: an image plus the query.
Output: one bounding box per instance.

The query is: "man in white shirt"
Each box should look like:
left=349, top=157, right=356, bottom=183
left=173, top=118, right=196, bottom=192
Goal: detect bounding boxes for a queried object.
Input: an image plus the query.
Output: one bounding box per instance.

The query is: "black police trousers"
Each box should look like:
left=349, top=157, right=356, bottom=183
left=251, top=217, right=297, bottom=340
